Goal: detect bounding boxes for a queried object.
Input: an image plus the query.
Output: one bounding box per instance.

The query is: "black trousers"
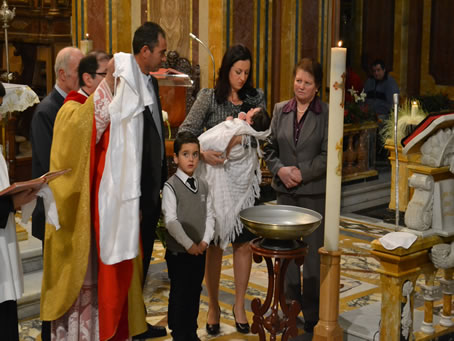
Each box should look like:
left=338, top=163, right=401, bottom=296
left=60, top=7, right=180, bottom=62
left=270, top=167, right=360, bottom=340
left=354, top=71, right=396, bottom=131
left=141, top=212, right=159, bottom=286
left=0, top=300, right=19, bottom=341
left=165, top=250, right=206, bottom=341
left=277, top=192, right=325, bottom=324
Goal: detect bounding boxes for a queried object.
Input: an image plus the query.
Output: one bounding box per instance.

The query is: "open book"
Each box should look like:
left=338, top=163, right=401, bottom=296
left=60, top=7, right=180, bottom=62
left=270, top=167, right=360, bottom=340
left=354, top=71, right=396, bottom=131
left=0, top=168, right=71, bottom=197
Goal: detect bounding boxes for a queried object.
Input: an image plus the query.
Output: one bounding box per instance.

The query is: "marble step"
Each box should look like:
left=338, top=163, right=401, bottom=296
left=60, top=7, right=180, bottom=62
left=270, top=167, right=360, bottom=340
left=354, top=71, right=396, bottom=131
left=17, top=216, right=43, bottom=275
left=17, top=269, right=42, bottom=320
left=341, top=175, right=391, bottom=213
left=17, top=223, right=43, bottom=320
left=339, top=302, right=440, bottom=340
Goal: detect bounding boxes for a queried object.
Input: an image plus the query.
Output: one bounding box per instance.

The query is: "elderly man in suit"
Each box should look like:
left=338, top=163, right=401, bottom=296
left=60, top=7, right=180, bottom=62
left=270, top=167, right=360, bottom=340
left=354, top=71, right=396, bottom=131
left=264, top=58, right=328, bottom=334
left=30, top=45, right=83, bottom=341
left=31, top=46, right=84, bottom=198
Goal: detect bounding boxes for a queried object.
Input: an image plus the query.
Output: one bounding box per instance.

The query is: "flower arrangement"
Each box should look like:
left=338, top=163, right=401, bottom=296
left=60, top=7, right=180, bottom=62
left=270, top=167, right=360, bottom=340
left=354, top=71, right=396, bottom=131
left=379, top=99, right=428, bottom=145
left=344, top=88, right=375, bottom=124
left=162, top=110, right=171, bottom=139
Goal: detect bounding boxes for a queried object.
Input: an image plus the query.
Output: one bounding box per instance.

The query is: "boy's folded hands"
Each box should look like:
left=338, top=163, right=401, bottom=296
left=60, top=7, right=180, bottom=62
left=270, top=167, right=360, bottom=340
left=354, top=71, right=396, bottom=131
left=187, top=241, right=209, bottom=255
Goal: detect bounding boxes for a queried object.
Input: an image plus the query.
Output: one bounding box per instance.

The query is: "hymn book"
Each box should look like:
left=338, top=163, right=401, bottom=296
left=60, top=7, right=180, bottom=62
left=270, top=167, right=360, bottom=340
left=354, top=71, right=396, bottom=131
left=0, top=168, right=71, bottom=196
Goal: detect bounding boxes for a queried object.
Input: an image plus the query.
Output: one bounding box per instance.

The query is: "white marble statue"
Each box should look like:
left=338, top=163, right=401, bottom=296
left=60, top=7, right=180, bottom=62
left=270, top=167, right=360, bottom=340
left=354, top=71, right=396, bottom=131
left=404, top=174, right=433, bottom=230
left=430, top=243, right=454, bottom=269
left=420, top=128, right=454, bottom=170
left=404, top=125, right=454, bottom=234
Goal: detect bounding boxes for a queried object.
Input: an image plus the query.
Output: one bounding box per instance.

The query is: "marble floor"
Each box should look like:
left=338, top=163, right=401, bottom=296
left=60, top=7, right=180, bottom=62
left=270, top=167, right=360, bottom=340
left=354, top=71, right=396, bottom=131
left=18, top=214, right=395, bottom=341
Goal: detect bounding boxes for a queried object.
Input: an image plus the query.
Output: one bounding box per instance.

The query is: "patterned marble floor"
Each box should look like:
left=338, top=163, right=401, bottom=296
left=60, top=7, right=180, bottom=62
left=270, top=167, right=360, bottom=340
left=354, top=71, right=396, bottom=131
left=18, top=216, right=393, bottom=340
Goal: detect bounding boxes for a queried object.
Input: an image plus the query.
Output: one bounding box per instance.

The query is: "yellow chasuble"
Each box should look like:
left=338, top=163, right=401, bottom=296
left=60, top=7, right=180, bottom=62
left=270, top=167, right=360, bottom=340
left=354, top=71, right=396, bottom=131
left=40, top=94, right=146, bottom=338
left=41, top=96, right=94, bottom=320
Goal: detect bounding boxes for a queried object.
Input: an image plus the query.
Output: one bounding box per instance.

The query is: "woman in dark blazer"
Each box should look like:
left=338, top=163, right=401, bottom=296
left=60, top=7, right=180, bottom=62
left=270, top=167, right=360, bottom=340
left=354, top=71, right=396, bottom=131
left=264, top=58, right=328, bottom=333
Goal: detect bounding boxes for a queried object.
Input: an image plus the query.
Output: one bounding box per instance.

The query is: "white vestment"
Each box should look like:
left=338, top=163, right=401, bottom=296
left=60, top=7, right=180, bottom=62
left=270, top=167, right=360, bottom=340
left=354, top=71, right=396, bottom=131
left=0, top=154, right=23, bottom=303
left=197, top=119, right=269, bottom=249
left=98, top=52, right=150, bottom=265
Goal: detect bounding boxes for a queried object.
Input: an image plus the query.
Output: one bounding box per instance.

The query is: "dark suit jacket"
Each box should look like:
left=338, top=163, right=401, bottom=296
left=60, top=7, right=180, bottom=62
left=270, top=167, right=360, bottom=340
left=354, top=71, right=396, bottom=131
left=31, top=87, right=65, bottom=179
left=140, top=76, right=167, bottom=222
left=264, top=97, right=328, bottom=196
left=30, top=87, right=65, bottom=240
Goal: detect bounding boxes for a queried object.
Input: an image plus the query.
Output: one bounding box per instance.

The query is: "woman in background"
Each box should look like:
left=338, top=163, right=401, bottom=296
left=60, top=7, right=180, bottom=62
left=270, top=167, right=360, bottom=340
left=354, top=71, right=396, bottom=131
left=264, top=58, right=328, bottom=333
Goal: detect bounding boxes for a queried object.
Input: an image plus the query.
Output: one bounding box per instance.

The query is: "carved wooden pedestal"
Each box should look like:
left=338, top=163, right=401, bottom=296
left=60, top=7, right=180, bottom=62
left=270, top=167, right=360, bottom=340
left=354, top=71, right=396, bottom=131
left=249, top=238, right=307, bottom=341
left=370, top=236, right=441, bottom=340
left=313, top=248, right=343, bottom=341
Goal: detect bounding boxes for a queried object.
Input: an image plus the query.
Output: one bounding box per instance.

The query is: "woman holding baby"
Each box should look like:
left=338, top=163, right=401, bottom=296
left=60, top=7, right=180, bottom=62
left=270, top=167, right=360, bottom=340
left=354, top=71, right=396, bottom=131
left=178, top=44, right=265, bottom=335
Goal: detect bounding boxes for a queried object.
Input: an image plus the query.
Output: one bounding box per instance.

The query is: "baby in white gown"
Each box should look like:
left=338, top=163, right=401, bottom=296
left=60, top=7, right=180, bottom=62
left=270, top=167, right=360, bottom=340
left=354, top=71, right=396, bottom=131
left=197, top=107, right=270, bottom=249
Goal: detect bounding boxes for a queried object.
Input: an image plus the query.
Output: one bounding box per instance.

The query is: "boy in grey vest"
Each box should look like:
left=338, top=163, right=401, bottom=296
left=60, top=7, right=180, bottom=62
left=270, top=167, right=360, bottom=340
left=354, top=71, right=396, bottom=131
left=162, top=131, right=215, bottom=341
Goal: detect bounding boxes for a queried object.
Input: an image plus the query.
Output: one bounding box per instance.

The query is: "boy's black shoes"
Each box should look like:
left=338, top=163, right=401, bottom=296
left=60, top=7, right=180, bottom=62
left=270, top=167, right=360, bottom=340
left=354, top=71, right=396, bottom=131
left=133, top=323, right=167, bottom=339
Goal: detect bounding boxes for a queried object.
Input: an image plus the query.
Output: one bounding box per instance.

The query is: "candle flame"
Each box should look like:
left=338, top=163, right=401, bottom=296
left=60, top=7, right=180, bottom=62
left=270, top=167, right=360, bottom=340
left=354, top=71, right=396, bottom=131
left=338, top=41, right=343, bottom=47
left=412, top=101, right=417, bottom=105
left=85, top=33, right=90, bottom=39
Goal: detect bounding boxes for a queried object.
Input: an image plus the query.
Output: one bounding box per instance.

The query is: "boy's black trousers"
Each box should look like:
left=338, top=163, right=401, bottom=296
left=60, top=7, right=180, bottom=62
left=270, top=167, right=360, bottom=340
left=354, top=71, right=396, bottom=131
left=165, top=250, right=206, bottom=340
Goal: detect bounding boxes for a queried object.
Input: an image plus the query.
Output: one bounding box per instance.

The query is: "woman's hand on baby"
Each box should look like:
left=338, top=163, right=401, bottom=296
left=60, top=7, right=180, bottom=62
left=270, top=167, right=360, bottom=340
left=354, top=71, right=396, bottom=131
left=202, top=150, right=225, bottom=166
left=238, top=112, right=247, bottom=120
left=225, top=135, right=243, bottom=158
left=226, top=116, right=234, bottom=120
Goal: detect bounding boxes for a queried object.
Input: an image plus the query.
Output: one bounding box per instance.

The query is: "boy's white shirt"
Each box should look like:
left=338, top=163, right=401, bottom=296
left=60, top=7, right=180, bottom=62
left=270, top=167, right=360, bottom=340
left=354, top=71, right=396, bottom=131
left=197, top=119, right=270, bottom=249
left=162, top=168, right=215, bottom=250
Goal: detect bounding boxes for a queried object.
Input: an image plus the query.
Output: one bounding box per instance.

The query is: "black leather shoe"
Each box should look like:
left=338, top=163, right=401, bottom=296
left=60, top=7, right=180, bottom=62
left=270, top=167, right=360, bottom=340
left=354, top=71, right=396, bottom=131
left=206, top=306, right=221, bottom=335
left=133, top=323, right=167, bottom=339
left=232, top=305, right=250, bottom=334
left=205, top=322, right=220, bottom=335
left=303, top=320, right=317, bottom=333
left=235, top=320, right=250, bottom=334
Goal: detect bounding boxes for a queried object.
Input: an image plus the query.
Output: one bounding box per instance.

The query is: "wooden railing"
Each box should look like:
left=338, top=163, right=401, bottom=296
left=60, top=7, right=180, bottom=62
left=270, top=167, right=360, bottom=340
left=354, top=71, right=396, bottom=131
left=342, top=122, right=378, bottom=182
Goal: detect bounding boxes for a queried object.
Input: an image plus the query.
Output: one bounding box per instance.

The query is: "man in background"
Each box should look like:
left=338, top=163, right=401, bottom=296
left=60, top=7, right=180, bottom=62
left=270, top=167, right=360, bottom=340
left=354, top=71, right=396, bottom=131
left=363, top=59, right=400, bottom=121
left=29, top=45, right=83, bottom=341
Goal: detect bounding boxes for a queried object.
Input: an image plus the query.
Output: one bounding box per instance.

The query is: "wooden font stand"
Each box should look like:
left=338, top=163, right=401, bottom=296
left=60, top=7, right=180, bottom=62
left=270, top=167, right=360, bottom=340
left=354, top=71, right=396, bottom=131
left=313, top=247, right=343, bottom=341
left=249, top=238, right=307, bottom=341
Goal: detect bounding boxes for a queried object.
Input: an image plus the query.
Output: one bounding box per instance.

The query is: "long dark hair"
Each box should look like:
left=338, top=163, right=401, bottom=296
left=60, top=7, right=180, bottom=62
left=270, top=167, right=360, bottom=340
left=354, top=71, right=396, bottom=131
left=214, top=44, right=256, bottom=104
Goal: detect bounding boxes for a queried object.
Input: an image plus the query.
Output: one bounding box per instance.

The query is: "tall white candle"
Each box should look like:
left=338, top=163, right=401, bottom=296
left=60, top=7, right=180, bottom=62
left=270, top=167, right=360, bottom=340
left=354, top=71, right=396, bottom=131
left=324, top=43, right=346, bottom=251
left=80, top=33, right=93, bottom=55
left=411, top=101, right=418, bottom=118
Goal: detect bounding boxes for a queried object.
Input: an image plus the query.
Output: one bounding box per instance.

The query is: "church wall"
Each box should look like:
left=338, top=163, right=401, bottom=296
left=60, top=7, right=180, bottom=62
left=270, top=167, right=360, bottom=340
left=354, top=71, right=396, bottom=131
left=420, top=0, right=454, bottom=99
left=70, top=0, right=454, bottom=109
left=342, top=0, right=454, bottom=101
left=71, top=0, right=327, bottom=112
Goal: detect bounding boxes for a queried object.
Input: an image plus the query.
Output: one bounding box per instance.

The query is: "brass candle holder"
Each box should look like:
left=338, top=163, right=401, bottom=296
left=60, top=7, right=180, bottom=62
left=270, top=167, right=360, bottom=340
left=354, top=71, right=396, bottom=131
left=0, top=0, right=15, bottom=83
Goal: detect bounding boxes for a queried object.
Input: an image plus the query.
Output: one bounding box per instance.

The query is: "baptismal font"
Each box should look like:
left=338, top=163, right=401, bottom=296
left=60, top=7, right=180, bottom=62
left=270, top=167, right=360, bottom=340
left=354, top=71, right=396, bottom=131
left=240, top=205, right=322, bottom=340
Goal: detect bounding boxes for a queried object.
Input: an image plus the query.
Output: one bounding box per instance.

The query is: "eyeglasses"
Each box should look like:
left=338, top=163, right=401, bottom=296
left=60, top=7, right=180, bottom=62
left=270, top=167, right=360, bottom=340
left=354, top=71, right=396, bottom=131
left=94, top=72, right=107, bottom=77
